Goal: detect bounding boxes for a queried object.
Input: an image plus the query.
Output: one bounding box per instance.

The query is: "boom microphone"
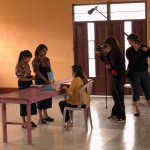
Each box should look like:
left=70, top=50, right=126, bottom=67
left=88, top=6, right=98, bottom=15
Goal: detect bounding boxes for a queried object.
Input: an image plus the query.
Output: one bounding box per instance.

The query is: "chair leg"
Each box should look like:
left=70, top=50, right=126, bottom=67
left=88, top=107, right=93, bottom=128
left=69, top=110, right=73, bottom=127
left=62, top=109, right=67, bottom=130
left=84, top=110, right=88, bottom=129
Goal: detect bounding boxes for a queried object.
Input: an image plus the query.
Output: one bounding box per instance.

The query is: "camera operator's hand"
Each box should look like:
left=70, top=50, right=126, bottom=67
left=142, top=46, right=148, bottom=51
left=105, top=64, right=111, bottom=70
left=95, top=50, right=102, bottom=56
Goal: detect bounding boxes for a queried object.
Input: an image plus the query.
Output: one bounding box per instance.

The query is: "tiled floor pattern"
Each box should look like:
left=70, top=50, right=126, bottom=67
left=0, top=95, right=150, bottom=150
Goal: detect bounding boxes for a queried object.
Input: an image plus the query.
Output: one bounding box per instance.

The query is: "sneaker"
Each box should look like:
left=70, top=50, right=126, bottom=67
left=107, top=115, right=116, bottom=119
left=114, top=118, right=126, bottom=123
left=68, top=120, right=73, bottom=127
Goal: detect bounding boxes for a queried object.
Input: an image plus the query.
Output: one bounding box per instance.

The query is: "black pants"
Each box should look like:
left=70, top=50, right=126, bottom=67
left=59, top=101, right=86, bottom=122
left=18, top=80, right=37, bottom=116
left=111, top=75, right=126, bottom=120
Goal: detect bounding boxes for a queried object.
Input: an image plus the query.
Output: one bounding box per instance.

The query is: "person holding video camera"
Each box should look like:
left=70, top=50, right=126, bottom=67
left=126, top=33, right=150, bottom=116
left=95, top=37, right=126, bottom=122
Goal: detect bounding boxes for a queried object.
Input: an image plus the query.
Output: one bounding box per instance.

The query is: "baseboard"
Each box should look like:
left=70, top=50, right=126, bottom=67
left=0, top=88, right=18, bottom=94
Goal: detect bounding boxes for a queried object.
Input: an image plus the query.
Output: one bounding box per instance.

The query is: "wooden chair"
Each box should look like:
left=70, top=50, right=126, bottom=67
left=62, top=80, right=93, bottom=130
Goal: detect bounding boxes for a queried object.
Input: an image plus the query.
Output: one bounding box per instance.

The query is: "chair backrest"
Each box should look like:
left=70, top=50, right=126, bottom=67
left=77, top=80, right=93, bottom=109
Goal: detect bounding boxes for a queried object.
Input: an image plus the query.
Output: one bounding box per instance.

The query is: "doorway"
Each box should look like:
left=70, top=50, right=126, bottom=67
left=73, top=2, right=146, bottom=95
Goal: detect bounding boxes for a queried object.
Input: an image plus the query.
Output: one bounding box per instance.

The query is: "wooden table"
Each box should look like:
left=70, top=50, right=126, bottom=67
left=0, top=79, right=71, bottom=145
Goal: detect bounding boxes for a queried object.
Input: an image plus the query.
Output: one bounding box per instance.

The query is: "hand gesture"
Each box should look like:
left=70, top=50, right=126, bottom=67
left=95, top=50, right=102, bottom=56
left=31, top=75, right=35, bottom=80
left=45, top=79, right=52, bottom=84
left=63, top=86, right=67, bottom=90
left=105, top=64, right=111, bottom=70
left=142, top=46, right=148, bottom=51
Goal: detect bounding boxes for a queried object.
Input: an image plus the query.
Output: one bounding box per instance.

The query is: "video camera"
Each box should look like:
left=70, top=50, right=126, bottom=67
left=95, top=44, right=107, bottom=52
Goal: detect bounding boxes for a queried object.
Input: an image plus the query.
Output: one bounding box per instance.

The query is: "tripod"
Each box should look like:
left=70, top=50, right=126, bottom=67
left=102, top=54, right=125, bottom=117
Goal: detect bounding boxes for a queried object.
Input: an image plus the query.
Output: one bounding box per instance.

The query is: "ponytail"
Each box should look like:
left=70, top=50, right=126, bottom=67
left=18, top=50, right=32, bottom=63
left=18, top=51, right=24, bottom=63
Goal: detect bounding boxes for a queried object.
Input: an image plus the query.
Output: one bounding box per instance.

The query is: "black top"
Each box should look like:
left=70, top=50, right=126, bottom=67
left=126, top=45, right=150, bottom=72
left=99, top=50, right=126, bottom=76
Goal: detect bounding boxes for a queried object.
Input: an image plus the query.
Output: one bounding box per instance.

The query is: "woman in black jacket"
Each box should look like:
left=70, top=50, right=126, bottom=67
left=126, top=33, right=150, bottom=116
left=95, top=37, right=126, bottom=121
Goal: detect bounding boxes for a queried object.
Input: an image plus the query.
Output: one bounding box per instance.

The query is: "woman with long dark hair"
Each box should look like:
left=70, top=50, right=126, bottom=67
left=59, top=65, right=88, bottom=129
left=126, top=33, right=150, bottom=116
left=95, top=37, right=126, bottom=122
left=15, top=50, right=37, bottom=128
left=32, top=44, right=54, bottom=124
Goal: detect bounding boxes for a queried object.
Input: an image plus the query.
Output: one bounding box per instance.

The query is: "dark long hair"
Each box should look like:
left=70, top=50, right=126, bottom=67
left=35, top=44, right=48, bottom=57
left=127, top=33, right=141, bottom=44
left=18, top=50, right=32, bottom=63
left=104, top=37, right=122, bottom=63
left=72, top=65, right=88, bottom=84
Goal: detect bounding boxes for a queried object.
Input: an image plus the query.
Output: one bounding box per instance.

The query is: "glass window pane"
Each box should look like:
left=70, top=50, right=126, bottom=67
left=87, top=23, right=94, bottom=41
left=124, top=21, right=132, bottom=69
left=110, top=3, right=145, bottom=12
left=74, top=5, right=107, bottom=22
left=111, top=12, right=145, bottom=20
left=89, top=59, right=96, bottom=77
left=74, top=13, right=107, bottom=22
left=88, top=41, right=95, bottom=59
left=74, top=5, right=107, bottom=14
left=124, top=21, right=132, bottom=35
left=110, top=3, right=145, bottom=20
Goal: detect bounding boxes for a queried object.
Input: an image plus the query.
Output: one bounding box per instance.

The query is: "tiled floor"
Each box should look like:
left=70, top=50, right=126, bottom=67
left=0, top=95, right=150, bottom=150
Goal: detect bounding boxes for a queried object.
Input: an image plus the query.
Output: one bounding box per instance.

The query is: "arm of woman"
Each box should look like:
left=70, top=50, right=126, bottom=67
left=141, top=45, right=150, bottom=57
left=18, top=75, right=35, bottom=81
left=15, top=63, right=34, bottom=81
left=64, top=78, right=77, bottom=96
left=32, top=57, right=51, bottom=84
left=35, top=70, right=51, bottom=84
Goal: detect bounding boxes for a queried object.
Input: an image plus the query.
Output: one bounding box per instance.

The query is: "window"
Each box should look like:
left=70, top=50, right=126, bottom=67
left=110, top=3, right=145, bottom=20
left=74, top=4, right=107, bottom=22
left=124, top=21, right=132, bottom=69
left=87, top=23, right=96, bottom=77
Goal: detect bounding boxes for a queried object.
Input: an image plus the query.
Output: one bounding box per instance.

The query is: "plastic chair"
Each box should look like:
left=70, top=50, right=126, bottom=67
left=62, top=80, right=93, bottom=130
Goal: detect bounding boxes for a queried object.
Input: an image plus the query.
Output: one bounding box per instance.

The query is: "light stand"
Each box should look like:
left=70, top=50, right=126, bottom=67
left=100, top=53, right=125, bottom=115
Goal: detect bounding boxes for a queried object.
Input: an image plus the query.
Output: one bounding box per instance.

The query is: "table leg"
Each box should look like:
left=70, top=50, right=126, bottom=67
left=2, top=103, right=7, bottom=143
left=27, top=103, right=32, bottom=145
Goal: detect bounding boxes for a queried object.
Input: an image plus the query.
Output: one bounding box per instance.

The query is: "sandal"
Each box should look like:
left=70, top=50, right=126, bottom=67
left=22, top=122, right=37, bottom=128
left=38, top=118, right=47, bottom=124
left=68, top=120, right=73, bottom=127
left=31, top=121, right=37, bottom=128
left=44, top=117, right=54, bottom=122
left=134, top=112, right=140, bottom=116
left=64, top=120, right=73, bottom=130
left=64, top=122, right=69, bottom=130
left=22, top=124, right=27, bottom=128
